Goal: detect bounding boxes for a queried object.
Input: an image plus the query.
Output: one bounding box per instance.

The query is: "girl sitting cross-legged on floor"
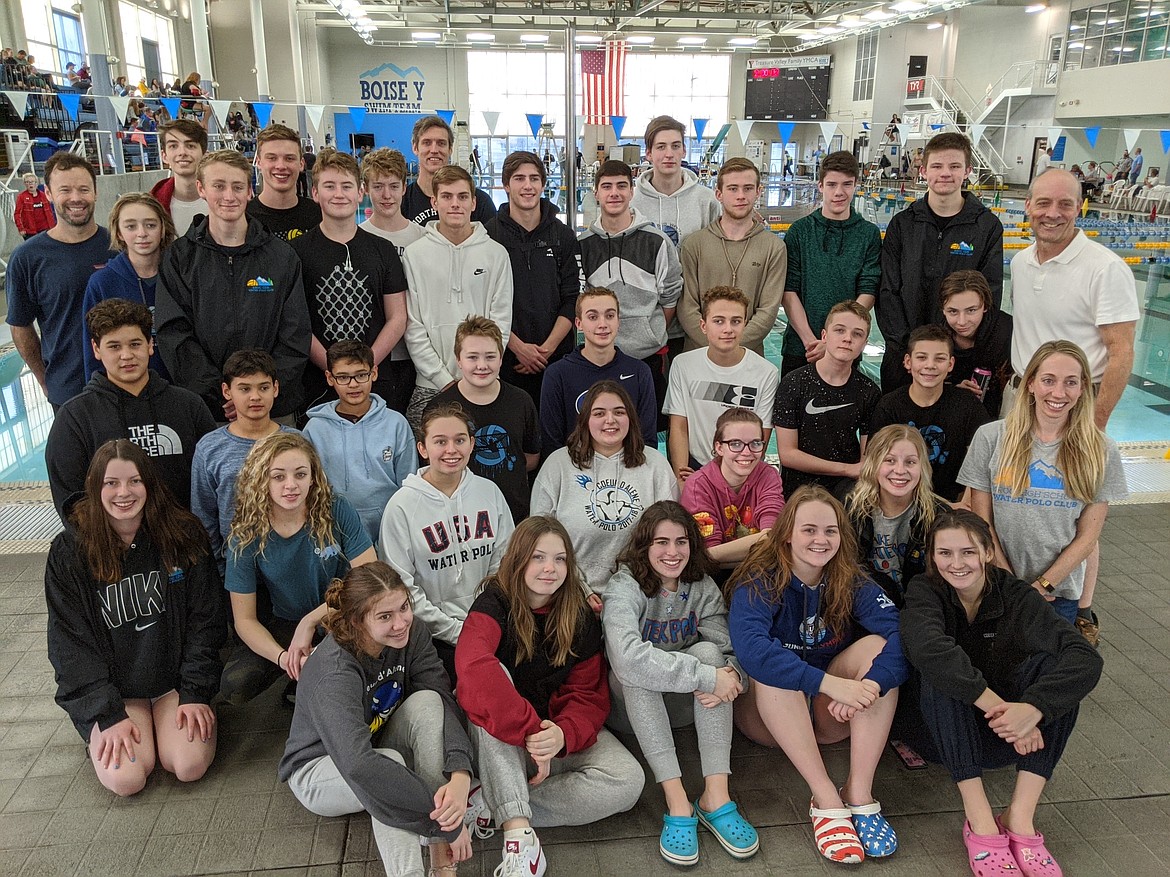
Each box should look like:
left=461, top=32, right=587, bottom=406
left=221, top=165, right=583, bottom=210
left=455, top=516, right=645, bottom=877
left=727, top=484, right=908, bottom=865
left=901, top=509, right=1102, bottom=877
left=603, top=500, right=759, bottom=867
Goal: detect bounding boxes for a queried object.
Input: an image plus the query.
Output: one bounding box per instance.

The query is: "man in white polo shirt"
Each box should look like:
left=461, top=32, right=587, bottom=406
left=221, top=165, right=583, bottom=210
left=1008, top=167, right=1139, bottom=648
left=1009, top=169, right=1138, bottom=428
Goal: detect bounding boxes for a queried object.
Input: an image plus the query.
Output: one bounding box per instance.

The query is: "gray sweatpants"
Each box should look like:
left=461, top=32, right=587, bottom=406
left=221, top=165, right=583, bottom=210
left=470, top=722, right=645, bottom=827
left=608, top=640, right=733, bottom=784
left=287, top=690, right=447, bottom=877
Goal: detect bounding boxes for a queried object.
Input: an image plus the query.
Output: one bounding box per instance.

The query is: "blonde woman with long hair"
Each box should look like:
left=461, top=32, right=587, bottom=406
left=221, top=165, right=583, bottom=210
left=222, top=432, right=377, bottom=704
left=847, top=425, right=947, bottom=606
left=957, top=340, right=1126, bottom=640
left=726, top=486, right=907, bottom=864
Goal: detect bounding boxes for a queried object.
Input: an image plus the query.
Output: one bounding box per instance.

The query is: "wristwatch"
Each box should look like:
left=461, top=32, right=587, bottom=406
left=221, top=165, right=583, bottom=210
left=1036, top=576, right=1054, bottom=593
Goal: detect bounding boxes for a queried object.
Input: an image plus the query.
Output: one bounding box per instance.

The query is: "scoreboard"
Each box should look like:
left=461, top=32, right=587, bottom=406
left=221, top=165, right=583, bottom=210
left=744, top=55, right=831, bottom=121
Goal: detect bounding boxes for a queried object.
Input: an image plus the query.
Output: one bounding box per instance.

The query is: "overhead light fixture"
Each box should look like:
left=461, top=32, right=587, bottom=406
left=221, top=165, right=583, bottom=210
left=926, top=20, right=943, bottom=29
left=520, top=33, right=549, bottom=43
left=891, top=1, right=924, bottom=11
left=467, top=32, right=495, bottom=41
left=798, top=32, right=822, bottom=41
left=818, top=26, right=843, bottom=35
left=575, top=34, right=603, bottom=43
left=729, top=36, right=759, bottom=45
left=412, top=31, right=441, bottom=40
left=1025, top=3, right=1047, bottom=12
left=627, top=35, right=656, bottom=44
left=839, top=17, right=865, bottom=28
left=866, top=9, right=895, bottom=21
left=678, top=36, right=707, bottom=45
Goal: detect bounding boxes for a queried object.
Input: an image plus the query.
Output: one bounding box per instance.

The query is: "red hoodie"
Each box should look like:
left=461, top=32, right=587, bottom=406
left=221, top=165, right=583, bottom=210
left=14, top=188, right=55, bottom=235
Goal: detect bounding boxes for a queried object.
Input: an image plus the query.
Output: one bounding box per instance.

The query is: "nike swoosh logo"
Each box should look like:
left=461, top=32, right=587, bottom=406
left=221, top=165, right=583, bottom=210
left=805, top=400, right=854, bottom=415
left=619, top=373, right=635, bottom=380
left=135, top=620, right=159, bottom=632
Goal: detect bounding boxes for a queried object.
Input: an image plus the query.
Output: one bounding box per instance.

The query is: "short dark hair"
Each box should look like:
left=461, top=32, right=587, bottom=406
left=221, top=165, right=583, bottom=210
left=44, top=151, right=96, bottom=188
left=700, top=286, right=750, bottom=319
left=939, top=269, right=993, bottom=313
left=256, top=123, right=303, bottom=156
left=223, top=349, right=278, bottom=384
left=158, top=118, right=208, bottom=152
left=923, top=132, right=973, bottom=169
left=907, top=323, right=954, bottom=356
left=819, top=150, right=860, bottom=183
left=326, top=340, right=374, bottom=371
left=86, top=299, right=152, bottom=345
left=594, top=159, right=633, bottom=188
left=502, top=150, right=547, bottom=186
left=432, top=164, right=474, bottom=194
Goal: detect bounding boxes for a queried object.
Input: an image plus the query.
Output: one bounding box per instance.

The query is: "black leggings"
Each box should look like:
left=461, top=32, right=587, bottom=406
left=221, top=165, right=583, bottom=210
left=918, top=654, right=1080, bottom=783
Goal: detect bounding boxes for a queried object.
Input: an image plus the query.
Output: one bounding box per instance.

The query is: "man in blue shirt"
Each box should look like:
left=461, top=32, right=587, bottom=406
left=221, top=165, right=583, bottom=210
left=6, top=152, right=113, bottom=410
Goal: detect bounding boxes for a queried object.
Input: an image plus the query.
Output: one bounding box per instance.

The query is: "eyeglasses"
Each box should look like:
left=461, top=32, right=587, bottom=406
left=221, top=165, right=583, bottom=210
left=718, top=438, right=766, bottom=453
left=332, top=371, right=372, bottom=386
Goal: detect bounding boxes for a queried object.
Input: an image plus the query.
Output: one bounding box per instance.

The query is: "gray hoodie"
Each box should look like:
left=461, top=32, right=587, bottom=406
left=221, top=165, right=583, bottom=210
left=603, top=564, right=742, bottom=695
left=577, top=209, right=683, bottom=360
left=632, top=167, right=721, bottom=249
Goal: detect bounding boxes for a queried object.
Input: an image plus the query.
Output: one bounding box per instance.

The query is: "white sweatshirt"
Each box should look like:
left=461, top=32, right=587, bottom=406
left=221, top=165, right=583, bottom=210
left=530, top=446, right=678, bottom=593
left=402, top=222, right=513, bottom=390
left=378, top=467, right=515, bottom=646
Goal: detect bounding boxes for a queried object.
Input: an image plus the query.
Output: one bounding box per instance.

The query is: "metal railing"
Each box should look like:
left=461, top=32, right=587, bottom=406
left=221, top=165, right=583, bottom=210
left=980, top=60, right=1060, bottom=116
left=912, top=76, right=1010, bottom=175
left=72, top=129, right=164, bottom=174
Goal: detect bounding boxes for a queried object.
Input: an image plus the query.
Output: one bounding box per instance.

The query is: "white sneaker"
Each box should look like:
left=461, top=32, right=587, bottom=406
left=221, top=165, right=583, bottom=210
left=493, top=832, right=546, bottom=877
left=464, top=783, right=495, bottom=839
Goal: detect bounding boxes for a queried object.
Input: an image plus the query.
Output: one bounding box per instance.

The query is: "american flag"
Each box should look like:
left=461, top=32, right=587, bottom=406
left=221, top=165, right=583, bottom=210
left=581, top=40, right=626, bottom=125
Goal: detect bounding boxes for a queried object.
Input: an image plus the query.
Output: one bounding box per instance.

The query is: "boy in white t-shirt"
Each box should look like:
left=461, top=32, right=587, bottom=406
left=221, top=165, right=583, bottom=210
left=663, top=286, right=777, bottom=489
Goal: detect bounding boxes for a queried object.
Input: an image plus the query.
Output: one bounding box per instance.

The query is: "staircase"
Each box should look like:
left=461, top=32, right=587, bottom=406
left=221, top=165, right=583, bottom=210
left=904, top=75, right=1010, bottom=178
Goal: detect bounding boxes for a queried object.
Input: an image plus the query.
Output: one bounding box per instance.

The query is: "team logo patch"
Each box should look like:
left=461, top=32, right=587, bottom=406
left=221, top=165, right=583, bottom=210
left=949, top=241, right=975, bottom=256
left=246, top=276, right=275, bottom=291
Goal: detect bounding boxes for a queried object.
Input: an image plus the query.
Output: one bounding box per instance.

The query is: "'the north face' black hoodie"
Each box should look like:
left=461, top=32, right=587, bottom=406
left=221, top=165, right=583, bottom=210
left=486, top=199, right=582, bottom=367
left=46, top=370, right=215, bottom=517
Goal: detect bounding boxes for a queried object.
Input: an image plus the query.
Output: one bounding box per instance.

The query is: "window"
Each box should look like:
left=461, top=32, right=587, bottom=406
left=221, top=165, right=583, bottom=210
left=52, top=11, right=85, bottom=70
left=1066, top=0, right=1170, bottom=69
left=618, top=53, right=730, bottom=144
left=119, top=2, right=179, bottom=89
left=853, top=32, right=878, bottom=102
left=21, top=0, right=87, bottom=74
left=468, top=52, right=568, bottom=138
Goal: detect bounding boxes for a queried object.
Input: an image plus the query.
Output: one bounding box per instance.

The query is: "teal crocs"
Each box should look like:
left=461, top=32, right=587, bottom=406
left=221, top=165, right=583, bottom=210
left=694, top=799, right=760, bottom=860
left=660, top=813, right=700, bottom=866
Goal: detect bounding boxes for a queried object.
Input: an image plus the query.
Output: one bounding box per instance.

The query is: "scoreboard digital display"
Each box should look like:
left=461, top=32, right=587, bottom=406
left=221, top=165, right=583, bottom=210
left=744, top=56, right=831, bottom=121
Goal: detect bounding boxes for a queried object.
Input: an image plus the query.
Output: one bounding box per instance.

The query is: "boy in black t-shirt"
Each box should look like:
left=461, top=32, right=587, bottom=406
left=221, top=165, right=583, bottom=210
left=427, top=317, right=539, bottom=524
left=246, top=123, right=322, bottom=241
left=290, top=149, right=408, bottom=415
left=773, top=300, right=880, bottom=500
left=869, top=324, right=989, bottom=502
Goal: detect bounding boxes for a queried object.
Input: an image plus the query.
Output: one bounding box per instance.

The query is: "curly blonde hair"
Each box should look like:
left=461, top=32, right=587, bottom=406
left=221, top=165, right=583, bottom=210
left=229, top=432, right=335, bottom=559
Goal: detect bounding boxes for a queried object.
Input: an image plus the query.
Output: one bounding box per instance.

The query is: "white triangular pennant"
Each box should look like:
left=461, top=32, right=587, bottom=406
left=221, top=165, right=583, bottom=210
left=734, top=119, right=755, bottom=145
left=209, top=100, right=234, bottom=126
left=971, top=124, right=987, bottom=146
left=1047, top=126, right=1063, bottom=145
left=304, top=104, right=326, bottom=130
left=819, top=122, right=838, bottom=146
left=481, top=111, right=501, bottom=135
left=107, top=95, right=132, bottom=122
left=575, top=114, right=587, bottom=133
left=900, top=125, right=913, bottom=147
left=3, top=90, right=29, bottom=118
left=1124, top=128, right=1142, bottom=151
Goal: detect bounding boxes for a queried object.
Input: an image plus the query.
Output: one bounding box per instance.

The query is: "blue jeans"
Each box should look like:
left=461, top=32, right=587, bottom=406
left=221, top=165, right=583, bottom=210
left=1050, top=596, right=1078, bottom=624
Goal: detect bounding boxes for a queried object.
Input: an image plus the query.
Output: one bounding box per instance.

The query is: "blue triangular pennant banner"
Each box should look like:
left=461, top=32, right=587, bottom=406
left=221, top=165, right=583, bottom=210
left=526, top=113, right=544, bottom=138
left=349, top=106, right=367, bottom=131
left=610, top=115, right=626, bottom=138
left=693, top=118, right=708, bottom=142
left=862, top=121, right=870, bottom=131
left=777, top=122, right=796, bottom=144
left=161, top=97, right=180, bottom=118
left=1083, top=126, right=1101, bottom=149
left=930, top=123, right=945, bottom=131
left=436, top=109, right=455, bottom=125
left=252, top=102, right=274, bottom=129
left=1162, top=130, right=1170, bottom=154
left=59, top=92, right=80, bottom=120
